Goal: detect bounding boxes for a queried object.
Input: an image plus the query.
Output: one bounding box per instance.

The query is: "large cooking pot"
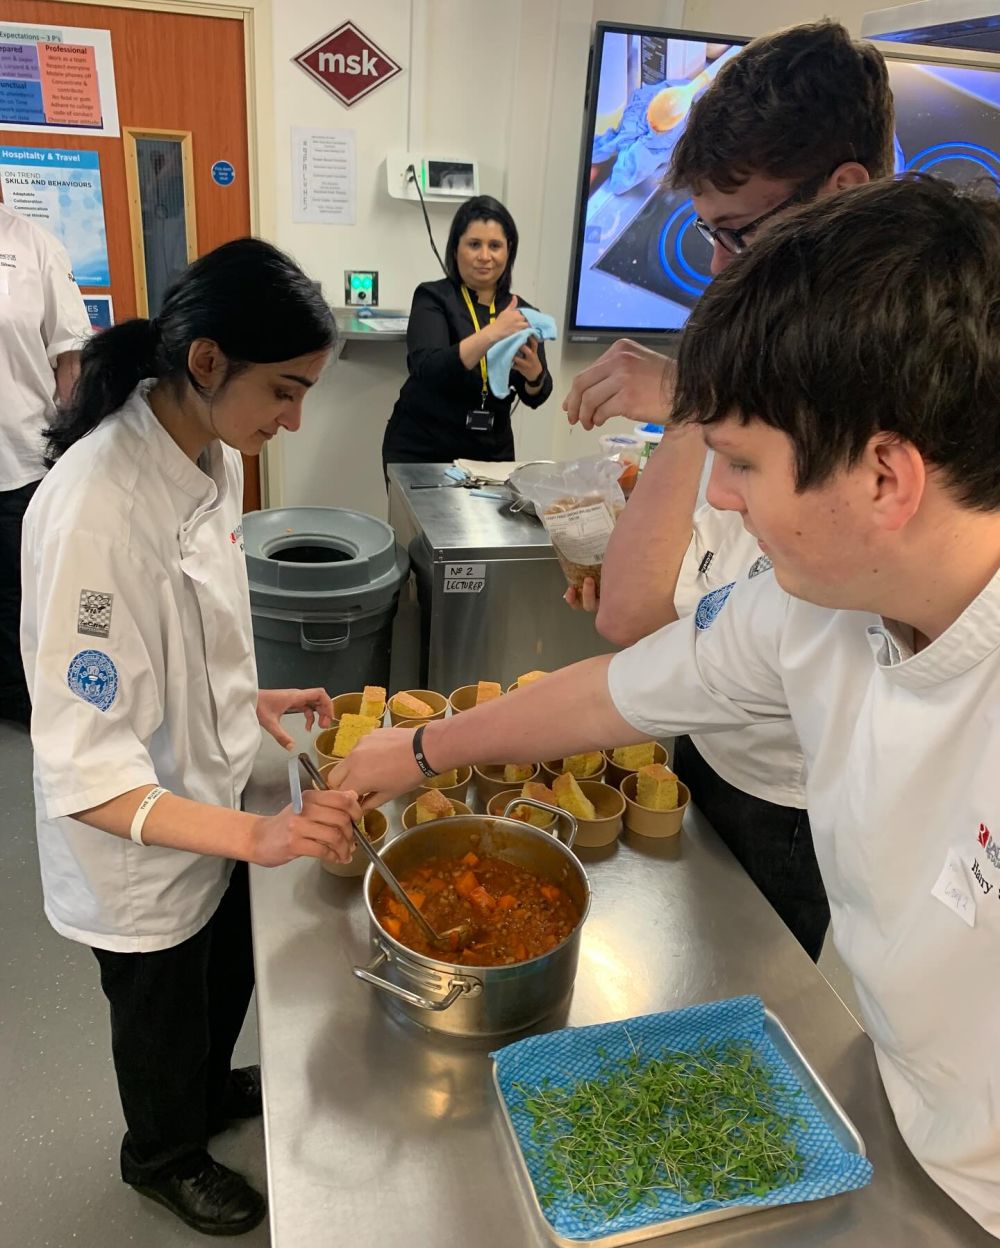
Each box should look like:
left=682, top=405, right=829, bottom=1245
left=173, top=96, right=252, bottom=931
left=353, top=803, right=590, bottom=1038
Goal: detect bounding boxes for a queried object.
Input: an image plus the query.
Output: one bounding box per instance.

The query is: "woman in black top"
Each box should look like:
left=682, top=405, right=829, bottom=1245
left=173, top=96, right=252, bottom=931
left=383, top=196, right=553, bottom=470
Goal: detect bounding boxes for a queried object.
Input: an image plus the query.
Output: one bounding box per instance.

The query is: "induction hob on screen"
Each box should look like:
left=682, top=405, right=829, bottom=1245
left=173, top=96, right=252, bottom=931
left=566, top=24, right=1000, bottom=340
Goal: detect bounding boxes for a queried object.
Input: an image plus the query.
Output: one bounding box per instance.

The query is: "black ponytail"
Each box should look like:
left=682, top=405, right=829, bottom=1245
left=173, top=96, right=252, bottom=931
left=46, top=237, right=335, bottom=460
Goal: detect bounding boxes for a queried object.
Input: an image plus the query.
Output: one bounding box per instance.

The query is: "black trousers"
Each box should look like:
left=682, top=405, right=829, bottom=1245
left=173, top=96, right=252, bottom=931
left=92, top=862, right=255, bottom=1185
left=0, top=479, right=41, bottom=723
left=673, top=736, right=831, bottom=962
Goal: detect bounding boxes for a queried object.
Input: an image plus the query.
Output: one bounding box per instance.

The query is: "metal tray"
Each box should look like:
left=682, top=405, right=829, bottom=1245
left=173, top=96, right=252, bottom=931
left=492, top=1008, right=867, bottom=1247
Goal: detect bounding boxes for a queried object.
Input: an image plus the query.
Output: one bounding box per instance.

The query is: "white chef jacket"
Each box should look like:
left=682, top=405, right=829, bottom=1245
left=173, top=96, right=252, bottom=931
left=0, top=204, right=91, bottom=491
left=674, top=503, right=806, bottom=808
left=609, top=570, right=1000, bottom=1235
left=20, top=383, right=260, bottom=953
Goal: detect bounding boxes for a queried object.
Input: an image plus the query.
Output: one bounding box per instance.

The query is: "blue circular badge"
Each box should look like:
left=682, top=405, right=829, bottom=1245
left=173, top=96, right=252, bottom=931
left=695, top=582, right=735, bottom=631
left=211, top=160, right=235, bottom=187
left=67, top=649, right=119, bottom=712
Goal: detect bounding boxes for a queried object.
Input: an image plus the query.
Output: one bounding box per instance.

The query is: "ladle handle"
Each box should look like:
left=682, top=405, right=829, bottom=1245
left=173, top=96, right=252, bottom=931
left=296, top=754, right=443, bottom=947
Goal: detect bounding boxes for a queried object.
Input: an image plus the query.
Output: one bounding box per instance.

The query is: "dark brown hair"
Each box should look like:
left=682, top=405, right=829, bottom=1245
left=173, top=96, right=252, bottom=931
left=673, top=175, right=1000, bottom=510
left=670, top=20, right=895, bottom=193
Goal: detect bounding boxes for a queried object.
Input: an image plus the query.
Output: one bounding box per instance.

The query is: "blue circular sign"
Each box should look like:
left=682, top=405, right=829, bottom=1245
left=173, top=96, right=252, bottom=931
left=211, top=160, right=236, bottom=187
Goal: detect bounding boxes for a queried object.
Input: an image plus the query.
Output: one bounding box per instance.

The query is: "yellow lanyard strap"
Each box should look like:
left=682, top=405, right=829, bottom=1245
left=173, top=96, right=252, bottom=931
left=461, top=284, right=496, bottom=402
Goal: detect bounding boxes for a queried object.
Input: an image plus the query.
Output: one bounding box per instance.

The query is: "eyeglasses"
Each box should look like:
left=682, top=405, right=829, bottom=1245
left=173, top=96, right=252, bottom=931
left=694, top=180, right=822, bottom=256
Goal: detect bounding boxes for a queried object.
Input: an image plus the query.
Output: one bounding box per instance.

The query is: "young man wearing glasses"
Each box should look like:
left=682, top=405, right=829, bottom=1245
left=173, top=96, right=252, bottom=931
left=563, top=21, right=895, bottom=964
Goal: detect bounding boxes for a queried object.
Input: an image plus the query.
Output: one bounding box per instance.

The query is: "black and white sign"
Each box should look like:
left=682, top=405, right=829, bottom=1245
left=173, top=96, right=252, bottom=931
left=443, top=562, right=486, bottom=594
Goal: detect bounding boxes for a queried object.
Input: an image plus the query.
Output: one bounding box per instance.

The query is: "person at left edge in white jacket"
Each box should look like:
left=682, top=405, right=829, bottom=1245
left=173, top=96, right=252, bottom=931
left=20, top=238, right=361, bottom=1237
left=0, top=202, right=91, bottom=725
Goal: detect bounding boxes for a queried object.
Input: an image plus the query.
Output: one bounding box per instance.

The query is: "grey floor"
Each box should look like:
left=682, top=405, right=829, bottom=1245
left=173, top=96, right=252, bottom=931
left=0, top=719, right=270, bottom=1248
left=1, top=719, right=861, bottom=1248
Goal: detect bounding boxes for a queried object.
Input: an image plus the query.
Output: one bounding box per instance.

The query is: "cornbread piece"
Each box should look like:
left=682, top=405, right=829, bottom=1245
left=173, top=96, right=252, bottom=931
left=511, top=780, right=557, bottom=828
left=415, top=789, right=456, bottom=823
left=611, top=742, right=657, bottom=770
left=423, top=769, right=459, bottom=789
left=503, top=763, right=535, bottom=783
left=360, top=685, right=387, bottom=720
left=552, top=772, right=597, bottom=820
left=636, top=763, right=680, bottom=811
left=391, top=691, right=435, bottom=718
left=476, top=680, right=502, bottom=705
left=563, top=751, right=603, bottom=779
left=522, top=780, right=556, bottom=804
left=516, top=670, right=547, bottom=688
left=332, top=713, right=381, bottom=757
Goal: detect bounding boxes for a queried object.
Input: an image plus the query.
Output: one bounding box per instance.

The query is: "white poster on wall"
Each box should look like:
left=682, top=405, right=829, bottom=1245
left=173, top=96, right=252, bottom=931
left=0, top=23, right=119, bottom=138
left=291, top=127, right=356, bottom=224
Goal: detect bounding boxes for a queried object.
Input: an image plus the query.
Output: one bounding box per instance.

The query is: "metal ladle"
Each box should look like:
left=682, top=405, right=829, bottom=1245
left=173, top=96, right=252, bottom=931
left=297, top=754, right=473, bottom=953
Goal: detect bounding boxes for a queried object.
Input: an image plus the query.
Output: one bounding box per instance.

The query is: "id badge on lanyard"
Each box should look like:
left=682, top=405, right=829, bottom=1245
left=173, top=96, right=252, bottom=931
left=461, top=284, right=495, bottom=432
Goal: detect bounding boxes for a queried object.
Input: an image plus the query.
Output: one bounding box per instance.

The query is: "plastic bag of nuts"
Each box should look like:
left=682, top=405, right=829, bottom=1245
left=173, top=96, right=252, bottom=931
left=519, top=457, right=625, bottom=592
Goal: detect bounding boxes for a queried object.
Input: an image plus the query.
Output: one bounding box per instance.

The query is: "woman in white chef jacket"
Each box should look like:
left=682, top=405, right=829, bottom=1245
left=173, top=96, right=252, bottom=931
left=20, top=238, right=360, bottom=1238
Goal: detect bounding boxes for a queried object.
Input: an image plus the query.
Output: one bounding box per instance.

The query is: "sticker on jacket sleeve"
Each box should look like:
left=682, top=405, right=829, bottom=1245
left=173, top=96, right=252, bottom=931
left=931, top=848, right=975, bottom=928
left=77, top=589, right=114, bottom=638
left=67, top=650, right=119, bottom=712
left=695, top=582, right=735, bottom=631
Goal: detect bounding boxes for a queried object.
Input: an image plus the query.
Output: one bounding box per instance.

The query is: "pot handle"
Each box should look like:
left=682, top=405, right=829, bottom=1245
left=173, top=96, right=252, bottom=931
left=353, top=949, right=474, bottom=1013
left=502, top=797, right=577, bottom=849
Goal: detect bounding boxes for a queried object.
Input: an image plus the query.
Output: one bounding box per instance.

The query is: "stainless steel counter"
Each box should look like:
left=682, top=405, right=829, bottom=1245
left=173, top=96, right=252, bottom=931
left=387, top=464, right=615, bottom=692
left=246, top=726, right=993, bottom=1248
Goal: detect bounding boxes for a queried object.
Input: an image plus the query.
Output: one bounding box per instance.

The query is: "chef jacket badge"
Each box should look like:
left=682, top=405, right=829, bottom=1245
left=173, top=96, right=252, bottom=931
left=67, top=649, right=119, bottom=712
left=695, top=582, right=735, bottom=631
left=77, top=589, right=113, bottom=638
left=747, top=554, right=773, bottom=579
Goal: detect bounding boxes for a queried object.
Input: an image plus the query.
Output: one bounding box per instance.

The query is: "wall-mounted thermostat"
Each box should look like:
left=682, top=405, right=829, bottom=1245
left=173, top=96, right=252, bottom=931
left=386, top=153, right=479, bottom=202
left=345, top=270, right=378, bottom=306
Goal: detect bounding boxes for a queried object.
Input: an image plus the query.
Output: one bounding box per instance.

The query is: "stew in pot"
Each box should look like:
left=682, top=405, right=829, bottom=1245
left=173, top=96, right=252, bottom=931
left=373, top=851, right=580, bottom=966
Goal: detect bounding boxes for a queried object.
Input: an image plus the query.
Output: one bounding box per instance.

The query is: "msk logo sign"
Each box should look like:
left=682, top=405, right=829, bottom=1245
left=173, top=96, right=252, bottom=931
left=293, top=22, right=402, bottom=108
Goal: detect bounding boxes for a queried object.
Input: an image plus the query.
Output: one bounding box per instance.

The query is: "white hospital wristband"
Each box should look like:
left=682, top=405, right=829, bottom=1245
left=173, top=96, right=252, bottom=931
left=130, top=786, right=168, bottom=845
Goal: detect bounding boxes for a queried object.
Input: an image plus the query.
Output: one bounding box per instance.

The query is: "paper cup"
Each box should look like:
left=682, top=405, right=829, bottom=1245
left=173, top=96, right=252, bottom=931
left=413, top=765, right=472, bottom=806
left=447, top=683, right=503, bottom=714
left=401, top=797, right=472, bottom=830
left=541, top=755, right=607, bottom=785
left=320, top=808, right=388, bottom=879
left=331, top=691, right=364, bottom=721
left=314, top=727, right=342, bottom=770
left=603, top=743, right=668, bottom=790
left=473, top=763, right=540, bottom=807
left=486, top=788, right=557, bottom=829
left=567, top=781, right=625, bottom=847
left=388, top=689, right=448, bottom=726
left=620, top=773, right=690, bottom=839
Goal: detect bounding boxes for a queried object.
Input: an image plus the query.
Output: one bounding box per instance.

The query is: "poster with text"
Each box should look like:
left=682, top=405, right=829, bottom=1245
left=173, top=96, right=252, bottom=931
left=0, top=22, right=119, bottom=137
left=292, top=127, right=356, bottom=224
left=0, top=146, right=109, bottom=286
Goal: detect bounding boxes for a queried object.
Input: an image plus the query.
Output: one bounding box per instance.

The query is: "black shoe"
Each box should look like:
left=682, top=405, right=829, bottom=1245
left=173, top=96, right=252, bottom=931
left=131, top=1156, right=266, bottom=1237
left=209, top=1065, right=262, bottom=1135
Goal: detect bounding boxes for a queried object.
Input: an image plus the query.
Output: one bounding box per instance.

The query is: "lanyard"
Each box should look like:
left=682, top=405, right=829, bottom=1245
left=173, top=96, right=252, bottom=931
left=460, top=284, right=495, bottom=402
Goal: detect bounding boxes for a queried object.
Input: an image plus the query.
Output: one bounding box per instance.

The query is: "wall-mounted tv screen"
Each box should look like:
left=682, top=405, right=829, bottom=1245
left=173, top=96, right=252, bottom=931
left=566, top=24, right=1000, bottom=340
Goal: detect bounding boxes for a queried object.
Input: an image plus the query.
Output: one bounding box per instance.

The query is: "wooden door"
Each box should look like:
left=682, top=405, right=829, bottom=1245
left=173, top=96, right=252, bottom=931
left=0, top=1, right=260, bottom=511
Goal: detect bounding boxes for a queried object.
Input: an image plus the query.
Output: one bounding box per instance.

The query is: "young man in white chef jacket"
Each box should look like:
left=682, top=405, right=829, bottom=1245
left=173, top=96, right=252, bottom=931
left=0, top=201, right=91, bottom=725
left=333, top=176, right=1000, bottom=1237
left=564, top=20, right=897, bottom=963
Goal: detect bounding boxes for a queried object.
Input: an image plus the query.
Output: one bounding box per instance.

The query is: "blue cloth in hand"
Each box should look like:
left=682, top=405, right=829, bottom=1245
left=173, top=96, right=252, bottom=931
left=486, top=307, right=557, bottom=399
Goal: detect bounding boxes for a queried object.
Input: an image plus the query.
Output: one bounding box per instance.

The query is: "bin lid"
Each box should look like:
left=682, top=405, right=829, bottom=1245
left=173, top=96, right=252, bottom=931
left=244, top=507, right=407, bottom=612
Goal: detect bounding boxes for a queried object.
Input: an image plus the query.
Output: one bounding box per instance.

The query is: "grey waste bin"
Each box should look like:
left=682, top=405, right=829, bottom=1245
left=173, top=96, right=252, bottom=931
left=243, top=507, right=409, bottom=693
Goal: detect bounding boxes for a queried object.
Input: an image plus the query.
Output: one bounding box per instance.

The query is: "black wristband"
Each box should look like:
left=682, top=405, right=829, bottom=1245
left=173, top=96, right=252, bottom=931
left=412, top=724, right=437, bottom=778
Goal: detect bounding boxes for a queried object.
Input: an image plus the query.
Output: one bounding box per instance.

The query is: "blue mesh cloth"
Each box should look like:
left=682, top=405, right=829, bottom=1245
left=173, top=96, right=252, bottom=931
left=492, top=995, right=872, bottom=1241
